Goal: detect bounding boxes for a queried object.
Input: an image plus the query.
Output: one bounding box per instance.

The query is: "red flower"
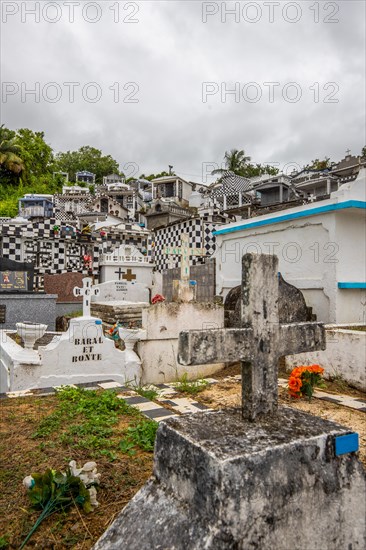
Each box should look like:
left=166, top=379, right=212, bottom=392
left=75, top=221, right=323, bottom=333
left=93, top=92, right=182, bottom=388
left=151, top=294, right=165, bottom=304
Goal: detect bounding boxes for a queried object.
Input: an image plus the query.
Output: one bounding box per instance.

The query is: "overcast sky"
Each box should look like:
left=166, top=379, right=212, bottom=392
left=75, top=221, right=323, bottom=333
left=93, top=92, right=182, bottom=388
left=1, top=0, right=365, bottom=183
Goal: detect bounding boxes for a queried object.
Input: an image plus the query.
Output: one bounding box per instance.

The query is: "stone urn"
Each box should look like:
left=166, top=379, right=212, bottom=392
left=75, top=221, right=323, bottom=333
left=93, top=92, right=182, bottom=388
left=119, top=327, right=146, bottom=352
left=16, top=322, right=48, bottom=350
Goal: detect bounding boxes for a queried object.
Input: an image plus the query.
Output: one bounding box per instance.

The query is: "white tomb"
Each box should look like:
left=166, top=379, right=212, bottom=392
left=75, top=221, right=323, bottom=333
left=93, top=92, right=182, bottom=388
left=214, top=168, right=366, bottom=323
left=99, top=244, right=154, bottom=287
left=0, top=279, right=142, bottom=392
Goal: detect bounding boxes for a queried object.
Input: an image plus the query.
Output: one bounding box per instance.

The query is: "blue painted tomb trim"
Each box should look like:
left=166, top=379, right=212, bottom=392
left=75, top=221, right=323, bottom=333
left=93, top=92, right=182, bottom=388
left=338, top=282, right=366, bottom=289
left=213, top=200, right=366, bottom=236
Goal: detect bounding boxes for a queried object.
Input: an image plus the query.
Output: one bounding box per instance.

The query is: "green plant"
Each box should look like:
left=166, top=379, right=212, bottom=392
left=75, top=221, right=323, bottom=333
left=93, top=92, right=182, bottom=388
left=175, top=373, right=209, bottom=395
left=0, top=535, right=9, bottom=549
left=132, top=385, right=158, bottom=401
left=32, top=387, right=139, bottom=457
left=119, top=440, right=137, bottom=456
left=20, top=468, right=92, bottom=549
left=123, top=419, right=158, bottom=452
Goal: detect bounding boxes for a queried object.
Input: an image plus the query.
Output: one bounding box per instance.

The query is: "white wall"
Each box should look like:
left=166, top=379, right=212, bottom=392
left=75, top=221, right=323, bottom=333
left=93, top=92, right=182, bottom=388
left=215, top=216, right=337, bottom=322
left=137, top=302, right=225, bottom=384
left=285, top=327, right=366, bottom=391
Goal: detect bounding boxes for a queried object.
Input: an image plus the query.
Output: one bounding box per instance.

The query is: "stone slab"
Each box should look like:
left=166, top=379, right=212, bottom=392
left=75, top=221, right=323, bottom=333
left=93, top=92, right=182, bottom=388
left=92, top=281, right=149, bottom=304
left=0, top=294, right=57, bottom=330
left=43, top=272, right=84, bottom=303
left=94, top=407, right=366, bottom=550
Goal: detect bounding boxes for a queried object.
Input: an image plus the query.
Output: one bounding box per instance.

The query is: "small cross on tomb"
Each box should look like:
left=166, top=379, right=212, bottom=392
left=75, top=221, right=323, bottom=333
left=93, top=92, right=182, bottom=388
left=178, top=253, right=326, bottom=421
left=122, top=268, right=136, bottom=282
left=114, top=268, right=124, bottom=280
left=73, top=277, right=100, bottom=317
left=165, top=233, right=205, bottom=282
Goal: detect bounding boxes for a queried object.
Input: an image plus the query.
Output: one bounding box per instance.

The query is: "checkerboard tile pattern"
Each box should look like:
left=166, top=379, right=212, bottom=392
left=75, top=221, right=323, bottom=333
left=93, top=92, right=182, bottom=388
left=1, top=378, right=364, bottom=415
left=153, top=219, right=218, bottom=272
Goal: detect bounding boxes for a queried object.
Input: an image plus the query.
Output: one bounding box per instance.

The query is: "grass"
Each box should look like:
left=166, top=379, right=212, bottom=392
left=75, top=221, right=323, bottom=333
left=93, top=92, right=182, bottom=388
left=175, top=373, right=209, bottom=395
left=0, top=387, right=156, bottom=548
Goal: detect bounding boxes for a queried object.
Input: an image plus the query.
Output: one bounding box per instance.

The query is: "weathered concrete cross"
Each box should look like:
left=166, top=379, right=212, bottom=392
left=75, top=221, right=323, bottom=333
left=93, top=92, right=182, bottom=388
left=165, top=233, right=205, bottom=282
left=178, top=253, right=326, bottom=421
left=73, top=277, right=100, bottom=317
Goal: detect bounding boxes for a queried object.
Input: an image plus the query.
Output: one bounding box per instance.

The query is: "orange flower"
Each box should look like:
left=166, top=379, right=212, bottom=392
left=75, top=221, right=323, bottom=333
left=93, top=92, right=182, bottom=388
left=308, top=364, right=324, bottom=374
left=288, top=376, right=302, bottom=392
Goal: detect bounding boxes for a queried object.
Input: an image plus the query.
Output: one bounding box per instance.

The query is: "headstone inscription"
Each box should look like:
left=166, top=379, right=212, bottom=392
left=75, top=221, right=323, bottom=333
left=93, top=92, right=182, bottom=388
left=164, top=234, right=205, bottom=302
left=178, top=253, right=326, bottom=420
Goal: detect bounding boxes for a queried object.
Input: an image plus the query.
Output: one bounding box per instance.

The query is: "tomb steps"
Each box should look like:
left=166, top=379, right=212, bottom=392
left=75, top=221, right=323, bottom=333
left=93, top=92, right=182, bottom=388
left=91, top=303, right=150, bottom=325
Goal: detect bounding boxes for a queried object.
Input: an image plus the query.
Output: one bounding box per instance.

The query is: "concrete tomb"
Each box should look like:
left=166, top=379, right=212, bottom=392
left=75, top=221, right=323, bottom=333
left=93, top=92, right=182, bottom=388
left=0, top=279, right=142, bottom=392
left=0, top=257, right=57, bottom=330
left=94, top=253, right=366, bottom=549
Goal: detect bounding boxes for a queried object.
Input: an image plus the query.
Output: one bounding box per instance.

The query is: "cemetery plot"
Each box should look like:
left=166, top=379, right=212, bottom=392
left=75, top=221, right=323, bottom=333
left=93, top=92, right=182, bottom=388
left=0, top=388, right=156, bottom=549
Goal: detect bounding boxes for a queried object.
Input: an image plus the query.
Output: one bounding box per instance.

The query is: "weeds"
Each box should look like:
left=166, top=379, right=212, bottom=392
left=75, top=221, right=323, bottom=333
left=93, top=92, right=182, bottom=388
left=120, top=419, right=158, bottom=453
left=133, top=385, right=159, bottom=401
left=175, top=373, right=209, bottom=395
left=32, top=387, right=140, bottom=459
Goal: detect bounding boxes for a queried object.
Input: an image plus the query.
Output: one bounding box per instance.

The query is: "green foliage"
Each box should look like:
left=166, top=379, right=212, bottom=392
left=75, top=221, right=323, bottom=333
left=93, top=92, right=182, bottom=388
left=132, top=385, right=159, bottom=401
left=307, top=157, right=331, bottom=171
left=20, top=467, right=92, bottom=549
left=361, top=146, right=366, bottom=158
left=122, top=419, right=158, bottom=452
left=212, top=148, right=279, bottom=179
left=175, top=373, right=209, bottom=395
left=32, top=387, right=139, bottom=458
left=0, top=535, right=9, bottom=549
left=54, top=146, right=120, bottom=184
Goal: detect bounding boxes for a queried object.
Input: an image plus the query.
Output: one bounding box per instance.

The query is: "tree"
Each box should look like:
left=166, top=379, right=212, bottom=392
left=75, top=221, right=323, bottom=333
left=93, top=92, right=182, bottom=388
left=54, top=146, right=120, bottom=184
left=212, top=149, right=279, bottom=179
left=361, top=146, right=366, bottom=158
left=212, top=149, right=251, bottom=177
left=0, top=125, right=24, bottom=178
left=307, top=157, right=331, bottom=171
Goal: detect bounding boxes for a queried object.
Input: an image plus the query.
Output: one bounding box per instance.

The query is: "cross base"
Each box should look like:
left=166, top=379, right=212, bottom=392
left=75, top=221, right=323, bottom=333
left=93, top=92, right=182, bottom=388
left=94, top=408, right=366, bottom=550
left=172, top=280, right=197, bottom=303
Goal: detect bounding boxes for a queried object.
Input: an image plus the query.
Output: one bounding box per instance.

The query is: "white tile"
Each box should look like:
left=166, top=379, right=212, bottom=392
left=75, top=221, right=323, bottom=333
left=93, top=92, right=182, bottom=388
left=133, top=402, right=164, bottom=412
left=98, top=381, right=123, bottom=389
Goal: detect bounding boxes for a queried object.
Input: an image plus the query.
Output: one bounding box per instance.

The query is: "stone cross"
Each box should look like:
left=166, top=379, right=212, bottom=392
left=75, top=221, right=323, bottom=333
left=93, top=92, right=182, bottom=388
left=165, top=233, right=205, bottom=282
left=178, top=253, right=326, bottom=421
left=73, top=277, right=100, bottom=317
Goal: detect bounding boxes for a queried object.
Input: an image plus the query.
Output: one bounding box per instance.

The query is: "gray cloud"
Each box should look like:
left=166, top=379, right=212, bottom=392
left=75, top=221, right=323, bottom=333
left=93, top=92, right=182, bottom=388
left=1, top=0, right=365, bottom=183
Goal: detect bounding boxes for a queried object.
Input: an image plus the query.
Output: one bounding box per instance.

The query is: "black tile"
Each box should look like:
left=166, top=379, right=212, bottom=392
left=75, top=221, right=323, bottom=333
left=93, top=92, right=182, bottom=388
left=191, top=402, right=209, bottom=410
left=143, top=408, right=176, bottom=419
left=124, top=396, right=150, bottom=405
left=0, top=393, right=8, bottom=400
left=160, top=400, right=177, bottom=406
left=320, top=396, right=341, bottom=404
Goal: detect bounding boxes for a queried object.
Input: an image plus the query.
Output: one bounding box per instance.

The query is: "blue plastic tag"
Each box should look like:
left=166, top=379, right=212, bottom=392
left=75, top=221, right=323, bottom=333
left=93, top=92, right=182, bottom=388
left=335, top=433, right=359, bottom=456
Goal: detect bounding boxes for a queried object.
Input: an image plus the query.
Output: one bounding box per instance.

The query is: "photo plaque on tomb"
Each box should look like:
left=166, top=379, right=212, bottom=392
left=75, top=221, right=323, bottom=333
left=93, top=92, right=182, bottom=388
left=0, top=258, right=34, bottom=293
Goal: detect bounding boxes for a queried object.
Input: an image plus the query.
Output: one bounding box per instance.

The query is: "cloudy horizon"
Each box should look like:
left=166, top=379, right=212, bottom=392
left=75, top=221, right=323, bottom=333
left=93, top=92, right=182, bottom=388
left=1, top=0, right=365, bottom=183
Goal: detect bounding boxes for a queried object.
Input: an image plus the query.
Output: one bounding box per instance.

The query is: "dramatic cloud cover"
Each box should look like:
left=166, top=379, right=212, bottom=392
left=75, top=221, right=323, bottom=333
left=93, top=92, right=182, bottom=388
left=1, top=0, right=365, bottom=182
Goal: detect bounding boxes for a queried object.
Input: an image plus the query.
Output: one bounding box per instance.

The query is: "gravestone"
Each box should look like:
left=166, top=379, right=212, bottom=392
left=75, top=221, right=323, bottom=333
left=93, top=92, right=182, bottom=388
left=94, top=254, right=366, bottom=549
left=165, top=234, right=205, bottom=302
left=224, top=272, right=316, bottom=328
left=0, top=257, right=56, bottom=330
left=91, top=280, right=150, bottom=304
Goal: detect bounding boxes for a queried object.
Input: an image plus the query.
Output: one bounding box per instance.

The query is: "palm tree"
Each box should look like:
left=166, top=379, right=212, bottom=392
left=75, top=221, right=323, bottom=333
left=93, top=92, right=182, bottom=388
left=212, top=149, right=251, bottom=177
left=0, top=125, right=24, bottom=175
